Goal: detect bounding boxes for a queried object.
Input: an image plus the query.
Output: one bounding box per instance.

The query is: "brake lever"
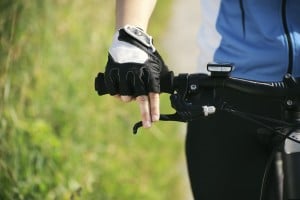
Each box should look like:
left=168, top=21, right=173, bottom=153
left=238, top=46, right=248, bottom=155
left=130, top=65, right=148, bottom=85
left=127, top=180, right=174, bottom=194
left=132, top=73, right=217, bottom=134
left=133, top=112, right=189, bottom=134
left=132, top=104, right=216, bottom=134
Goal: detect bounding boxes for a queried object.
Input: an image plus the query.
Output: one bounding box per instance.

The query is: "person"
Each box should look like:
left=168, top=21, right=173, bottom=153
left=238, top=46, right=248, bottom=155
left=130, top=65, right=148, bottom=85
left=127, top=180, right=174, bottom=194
left=102, top=0, right=300, bottom=200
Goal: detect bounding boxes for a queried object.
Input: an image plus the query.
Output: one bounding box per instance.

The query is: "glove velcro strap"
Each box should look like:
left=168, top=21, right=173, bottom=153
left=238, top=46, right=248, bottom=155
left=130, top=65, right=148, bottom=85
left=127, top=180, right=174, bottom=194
left=118, top=25, right=155, bottom=53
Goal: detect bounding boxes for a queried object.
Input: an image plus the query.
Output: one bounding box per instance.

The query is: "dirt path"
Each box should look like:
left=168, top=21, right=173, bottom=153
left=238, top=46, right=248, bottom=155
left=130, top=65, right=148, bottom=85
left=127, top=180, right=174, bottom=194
left=162, top=0, right=200, bottom=74
left=161, top=0, right=201, bottom=199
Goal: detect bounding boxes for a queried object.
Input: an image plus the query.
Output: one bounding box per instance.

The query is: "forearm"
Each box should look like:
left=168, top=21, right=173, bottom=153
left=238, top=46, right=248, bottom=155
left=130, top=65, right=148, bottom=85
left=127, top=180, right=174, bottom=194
left=116, top=0, right=157, bottom=31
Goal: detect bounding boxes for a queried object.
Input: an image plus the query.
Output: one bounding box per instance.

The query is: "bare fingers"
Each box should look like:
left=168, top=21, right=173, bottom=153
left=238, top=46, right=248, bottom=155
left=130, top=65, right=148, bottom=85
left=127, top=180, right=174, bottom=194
left=114, top=95, right=134, bottom=102
left=115, top=93, right=160, bottom=129
left=136, top=95, right=152, bottom=128
left=149, top=92, right=160, bottom=122
left=136, top=93, right=160, bottom=128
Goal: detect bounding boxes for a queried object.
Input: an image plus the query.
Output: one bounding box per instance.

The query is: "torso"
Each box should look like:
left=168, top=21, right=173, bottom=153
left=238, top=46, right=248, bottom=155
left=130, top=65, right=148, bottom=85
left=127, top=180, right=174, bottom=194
left=198, top=0, right=300, bottom=81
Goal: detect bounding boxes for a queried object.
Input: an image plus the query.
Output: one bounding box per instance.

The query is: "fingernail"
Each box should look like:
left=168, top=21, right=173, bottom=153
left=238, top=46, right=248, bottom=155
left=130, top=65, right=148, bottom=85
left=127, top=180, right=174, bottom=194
left=144, top=121, right=151, bottom=128
left=152, top=114, right=159, bottom=122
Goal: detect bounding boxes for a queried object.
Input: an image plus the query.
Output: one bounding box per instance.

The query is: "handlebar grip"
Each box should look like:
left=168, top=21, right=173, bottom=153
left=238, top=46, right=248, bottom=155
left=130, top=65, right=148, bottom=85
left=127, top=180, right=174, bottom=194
left=160, top=71, right=174, bottom=94
left=94, top=71, right=175, bottom=96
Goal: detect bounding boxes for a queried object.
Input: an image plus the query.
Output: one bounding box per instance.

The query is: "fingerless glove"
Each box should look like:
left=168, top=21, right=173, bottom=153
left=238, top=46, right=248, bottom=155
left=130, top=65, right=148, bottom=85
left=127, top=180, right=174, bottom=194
left=104, top=25, right=169, bottom=96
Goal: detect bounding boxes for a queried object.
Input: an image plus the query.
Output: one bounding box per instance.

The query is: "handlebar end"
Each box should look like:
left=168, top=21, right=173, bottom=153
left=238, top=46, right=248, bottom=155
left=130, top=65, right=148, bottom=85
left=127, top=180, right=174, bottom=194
left=94, top=72, right=109, bottom=95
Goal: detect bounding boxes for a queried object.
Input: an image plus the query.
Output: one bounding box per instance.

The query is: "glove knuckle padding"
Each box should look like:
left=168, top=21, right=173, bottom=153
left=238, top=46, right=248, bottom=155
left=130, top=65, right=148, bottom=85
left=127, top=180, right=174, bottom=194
left=104, top=65, right=120, bottom=95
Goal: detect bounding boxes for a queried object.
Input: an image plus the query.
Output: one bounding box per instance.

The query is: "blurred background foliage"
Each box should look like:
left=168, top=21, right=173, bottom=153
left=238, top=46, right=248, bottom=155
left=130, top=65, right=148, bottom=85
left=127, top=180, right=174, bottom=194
left=0, top=0, right=186, bottom=199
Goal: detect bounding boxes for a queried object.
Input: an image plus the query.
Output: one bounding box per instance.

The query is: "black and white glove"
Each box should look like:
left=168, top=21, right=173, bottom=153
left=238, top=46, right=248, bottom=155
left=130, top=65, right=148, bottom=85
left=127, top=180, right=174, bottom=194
left=104, top=25, right=169, bottom=96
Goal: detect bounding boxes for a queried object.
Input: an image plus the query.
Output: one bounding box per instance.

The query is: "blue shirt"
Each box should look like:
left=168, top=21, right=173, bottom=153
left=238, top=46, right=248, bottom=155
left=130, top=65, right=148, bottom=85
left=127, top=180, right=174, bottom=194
left=213, top=0, right=300, bottom=82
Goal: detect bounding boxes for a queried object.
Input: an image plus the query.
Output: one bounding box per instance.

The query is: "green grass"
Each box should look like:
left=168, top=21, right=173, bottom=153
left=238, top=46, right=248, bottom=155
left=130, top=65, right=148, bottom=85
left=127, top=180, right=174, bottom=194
left=0, top=0, right=186, bottom=199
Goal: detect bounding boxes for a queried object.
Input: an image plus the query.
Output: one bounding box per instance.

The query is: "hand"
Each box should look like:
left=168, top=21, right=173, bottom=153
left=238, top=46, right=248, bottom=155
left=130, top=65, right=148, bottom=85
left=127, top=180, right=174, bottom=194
left=104, top=25, right=169, bottom=128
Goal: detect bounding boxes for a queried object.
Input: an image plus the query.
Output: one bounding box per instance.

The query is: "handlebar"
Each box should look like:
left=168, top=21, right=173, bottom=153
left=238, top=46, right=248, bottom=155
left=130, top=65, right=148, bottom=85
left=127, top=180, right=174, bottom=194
left=95, top=72, right=300, bottom=98
left=95, top=64, right=300, bottom=133
left=171, top=73, right=300, bottom=98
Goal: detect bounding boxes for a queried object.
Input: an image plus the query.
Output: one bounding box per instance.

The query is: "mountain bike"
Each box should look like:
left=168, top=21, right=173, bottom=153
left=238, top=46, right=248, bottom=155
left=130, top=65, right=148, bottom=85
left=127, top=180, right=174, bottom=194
left=94, top=63, right=300, bottom=200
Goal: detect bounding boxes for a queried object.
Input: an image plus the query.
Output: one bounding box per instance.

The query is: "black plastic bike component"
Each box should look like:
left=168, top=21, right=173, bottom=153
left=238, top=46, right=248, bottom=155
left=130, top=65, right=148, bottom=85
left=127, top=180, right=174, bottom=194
left=283, top=151, right=300, bottom=199
left=281, top=101, right=300, bottom=200
left=133, top=73, right=217, bottom=134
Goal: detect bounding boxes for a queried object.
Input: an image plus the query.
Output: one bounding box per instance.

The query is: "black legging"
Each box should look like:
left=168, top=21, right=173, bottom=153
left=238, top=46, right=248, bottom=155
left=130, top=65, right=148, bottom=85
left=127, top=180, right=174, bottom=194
left=185, top=88, right=282, bottom=200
